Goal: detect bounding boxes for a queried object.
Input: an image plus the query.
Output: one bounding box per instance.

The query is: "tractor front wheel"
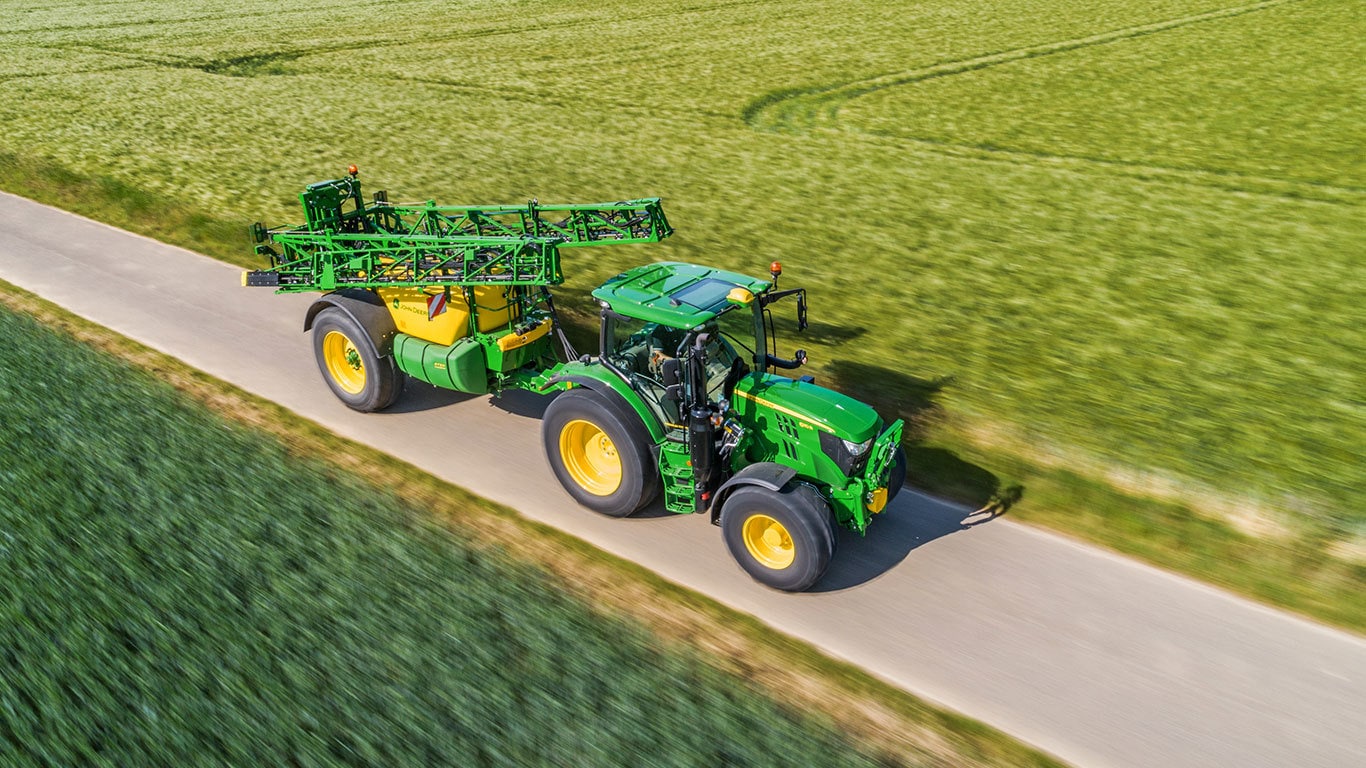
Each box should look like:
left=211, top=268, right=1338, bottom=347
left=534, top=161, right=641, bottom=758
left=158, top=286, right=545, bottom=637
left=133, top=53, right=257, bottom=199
left=542, top=389, right=659, bottom=517
left=311, top=307, right=403, bottom=412
left=888, top=446, right=908, bottom=504
left=720, top=483, right=835, bottom=592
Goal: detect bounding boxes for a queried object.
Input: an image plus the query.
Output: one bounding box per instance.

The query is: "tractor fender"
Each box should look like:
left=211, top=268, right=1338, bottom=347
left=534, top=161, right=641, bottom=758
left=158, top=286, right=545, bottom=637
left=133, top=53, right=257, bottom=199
left=544, top=373, right=666, bottom=444
left=304, top=290, right=398, bottom=356
left=709, top=462, right=797, bottom=524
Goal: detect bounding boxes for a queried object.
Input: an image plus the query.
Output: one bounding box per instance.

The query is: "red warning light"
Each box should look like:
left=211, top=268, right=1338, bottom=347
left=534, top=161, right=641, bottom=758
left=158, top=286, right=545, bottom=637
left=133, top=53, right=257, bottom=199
left=347, top=164, right=359, bottom=177
left=770, top=261, right=783, bottom=277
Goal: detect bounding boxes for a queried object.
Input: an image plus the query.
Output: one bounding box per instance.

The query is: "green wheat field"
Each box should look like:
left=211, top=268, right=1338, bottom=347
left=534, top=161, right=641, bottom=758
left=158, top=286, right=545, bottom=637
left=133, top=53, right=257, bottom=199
left=2, top=2, right=1361, bottom=542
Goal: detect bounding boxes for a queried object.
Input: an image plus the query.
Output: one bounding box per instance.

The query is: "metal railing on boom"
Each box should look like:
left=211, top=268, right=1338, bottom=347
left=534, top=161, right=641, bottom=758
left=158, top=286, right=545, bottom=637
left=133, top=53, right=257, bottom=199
left=244, top=167, right=672, bottom=293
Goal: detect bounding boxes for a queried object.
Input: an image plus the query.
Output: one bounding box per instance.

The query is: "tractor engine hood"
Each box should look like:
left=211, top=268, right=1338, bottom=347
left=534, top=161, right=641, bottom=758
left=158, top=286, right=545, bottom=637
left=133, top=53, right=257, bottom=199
left=732, top=373, right=880, bottom=442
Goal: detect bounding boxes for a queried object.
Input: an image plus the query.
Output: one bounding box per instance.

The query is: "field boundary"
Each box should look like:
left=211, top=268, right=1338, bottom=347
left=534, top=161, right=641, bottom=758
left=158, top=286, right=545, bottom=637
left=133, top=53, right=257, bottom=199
left=743, top=0, right=1361, bottom=203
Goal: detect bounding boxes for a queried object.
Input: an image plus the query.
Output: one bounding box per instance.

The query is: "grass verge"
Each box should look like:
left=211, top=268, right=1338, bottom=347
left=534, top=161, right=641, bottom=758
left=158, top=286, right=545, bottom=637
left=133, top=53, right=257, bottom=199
left=832, top=372, right=1366, bottom=634
left=0, top=280, right=1063, bottom=766
left=0, top=151, right=250, bottom=268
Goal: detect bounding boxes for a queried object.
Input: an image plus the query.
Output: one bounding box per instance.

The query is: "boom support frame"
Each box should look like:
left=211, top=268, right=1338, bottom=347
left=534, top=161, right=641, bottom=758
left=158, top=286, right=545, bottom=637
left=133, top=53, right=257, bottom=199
left=245, top=174, right=672, bottom=293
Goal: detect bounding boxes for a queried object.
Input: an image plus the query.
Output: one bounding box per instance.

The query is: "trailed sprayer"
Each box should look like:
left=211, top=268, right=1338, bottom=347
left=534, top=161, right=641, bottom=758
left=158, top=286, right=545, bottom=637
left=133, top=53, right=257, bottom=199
left=245, top=168, right=905, bottom=590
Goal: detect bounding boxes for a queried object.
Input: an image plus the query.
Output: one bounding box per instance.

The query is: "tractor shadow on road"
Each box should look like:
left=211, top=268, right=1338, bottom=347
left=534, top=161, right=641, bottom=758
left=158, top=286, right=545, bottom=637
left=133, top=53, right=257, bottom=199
left=823, top=359, right=1024, bottom=512
left=386, top=379, right=478, bottom=413
left=811, top=359, right=1023, bottom=591
left=812, top=488, right=1013, bottom=592
left=489, top=389, right=553, bottom=419
left=627, top=495, right=685, bottom=519
left=387, top=380, right=555, bottom=418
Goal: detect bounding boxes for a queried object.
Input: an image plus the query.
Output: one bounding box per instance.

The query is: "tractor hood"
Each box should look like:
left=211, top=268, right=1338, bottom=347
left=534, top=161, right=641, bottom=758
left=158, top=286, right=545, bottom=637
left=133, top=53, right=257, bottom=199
left=733, top=374, right=880, bottom=442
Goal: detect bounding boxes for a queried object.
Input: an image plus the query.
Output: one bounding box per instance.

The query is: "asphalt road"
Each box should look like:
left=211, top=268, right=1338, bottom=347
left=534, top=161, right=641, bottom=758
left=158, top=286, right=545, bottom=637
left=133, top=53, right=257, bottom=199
left=2, top=191, right=1362, bottom=768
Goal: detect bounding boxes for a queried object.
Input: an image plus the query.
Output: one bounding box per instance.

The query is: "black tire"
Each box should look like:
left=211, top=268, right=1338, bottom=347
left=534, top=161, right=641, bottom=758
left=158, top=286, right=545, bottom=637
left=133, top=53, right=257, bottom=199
left=887, top=446, right=908, bottom=504
left=720, top=482, right=835, bottom=592
left=542, top=389, right=660, bottom=517
left=311, top=307, right=404, bottom=412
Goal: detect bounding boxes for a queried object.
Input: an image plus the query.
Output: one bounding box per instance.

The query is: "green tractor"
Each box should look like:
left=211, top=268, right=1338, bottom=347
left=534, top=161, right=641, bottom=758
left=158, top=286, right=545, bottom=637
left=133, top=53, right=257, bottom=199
left=246, top=169, right=905, bottom=591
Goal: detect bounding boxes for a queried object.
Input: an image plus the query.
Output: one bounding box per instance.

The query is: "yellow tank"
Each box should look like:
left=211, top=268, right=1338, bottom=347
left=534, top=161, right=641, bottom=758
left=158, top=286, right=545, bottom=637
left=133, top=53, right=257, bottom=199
left=376, top=286, right=518, bottom=346
left=469, top=286, right=518, bottom=333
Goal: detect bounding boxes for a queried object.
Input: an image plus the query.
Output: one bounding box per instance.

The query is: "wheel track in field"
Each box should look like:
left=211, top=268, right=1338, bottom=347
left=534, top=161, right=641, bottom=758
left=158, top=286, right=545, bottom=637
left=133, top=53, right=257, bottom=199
left=743, top=0, right=1364, bottom=204
left=10, top=0, right=775, bottom=85
left=3, top=0, right=773, bottom=42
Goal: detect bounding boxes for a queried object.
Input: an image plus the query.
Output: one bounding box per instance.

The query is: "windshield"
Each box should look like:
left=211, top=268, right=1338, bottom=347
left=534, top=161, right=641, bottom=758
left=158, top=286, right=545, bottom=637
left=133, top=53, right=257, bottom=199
left=604, top=312, right=745, bottom=417
left=761, top=291, right=805, bottom=368
left=607, top=316, right=686, bottom=383
left=715, top=305, right=759, bottom=366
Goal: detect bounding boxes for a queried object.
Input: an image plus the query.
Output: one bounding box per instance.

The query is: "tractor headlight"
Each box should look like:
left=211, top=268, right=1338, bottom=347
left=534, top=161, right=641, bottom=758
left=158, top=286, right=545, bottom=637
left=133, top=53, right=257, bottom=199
left=819, top=432, right=873, bottom=477
left=843, top=437, right=873, bottom=457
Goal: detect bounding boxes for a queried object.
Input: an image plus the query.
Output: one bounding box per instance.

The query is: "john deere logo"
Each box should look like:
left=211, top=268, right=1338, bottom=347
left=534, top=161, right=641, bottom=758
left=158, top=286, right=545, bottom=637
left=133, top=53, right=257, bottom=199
left=391, top=297, right=424, bottom=316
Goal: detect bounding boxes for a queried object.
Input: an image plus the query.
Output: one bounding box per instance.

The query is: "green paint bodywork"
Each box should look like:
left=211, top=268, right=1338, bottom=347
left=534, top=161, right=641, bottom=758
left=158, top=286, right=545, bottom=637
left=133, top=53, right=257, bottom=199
left=728, top=372, right=903, bottom=532
left=733, top=373, right=879, bottom=442
left=246, top=175, right=671, bottom=292
left=658, top=441, right=693, bottom=513
left=394, top=334, right=488, bottom=394
left=592, top=262, right=770, bottom=329
left=539, top=360, right=668, bottom=444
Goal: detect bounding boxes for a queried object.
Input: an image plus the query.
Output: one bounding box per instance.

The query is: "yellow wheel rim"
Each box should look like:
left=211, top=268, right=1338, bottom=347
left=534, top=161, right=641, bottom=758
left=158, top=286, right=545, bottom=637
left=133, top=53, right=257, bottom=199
left=322, top=330, right=366, bottom=395
left=559, top=419, right=622, bottom=496
left=742, top=514, right=795, bottom=570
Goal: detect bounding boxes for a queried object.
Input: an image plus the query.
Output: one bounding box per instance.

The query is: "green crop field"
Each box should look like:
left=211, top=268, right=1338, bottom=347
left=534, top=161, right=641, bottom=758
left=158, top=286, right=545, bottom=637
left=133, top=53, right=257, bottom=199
left=0, top=303, right=919, bottom=766
left=1, top=0, right=1361, bottom=548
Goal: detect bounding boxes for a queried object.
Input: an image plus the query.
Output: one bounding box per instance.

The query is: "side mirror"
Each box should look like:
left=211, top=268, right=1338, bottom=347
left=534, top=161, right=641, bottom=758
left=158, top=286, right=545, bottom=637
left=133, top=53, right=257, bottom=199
left=797, top=294, right=808, bottom=331
left=661, top=357, right=681, bottom=387
left=765, top=349, right=808, bottom=371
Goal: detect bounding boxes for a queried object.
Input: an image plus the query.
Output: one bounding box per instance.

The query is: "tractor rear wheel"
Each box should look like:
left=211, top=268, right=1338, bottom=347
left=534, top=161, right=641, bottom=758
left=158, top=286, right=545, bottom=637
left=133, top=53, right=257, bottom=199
left=720, top=483, right=835, bottom=592
left=542, top=389, right=659, bottom=517
left=311, top=307, right=403, bottom=412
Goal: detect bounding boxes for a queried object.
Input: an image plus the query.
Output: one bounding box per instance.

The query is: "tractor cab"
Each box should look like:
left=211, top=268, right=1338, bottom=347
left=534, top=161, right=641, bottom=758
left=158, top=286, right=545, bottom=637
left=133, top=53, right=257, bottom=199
left=592, top=262, right=770, bottom=429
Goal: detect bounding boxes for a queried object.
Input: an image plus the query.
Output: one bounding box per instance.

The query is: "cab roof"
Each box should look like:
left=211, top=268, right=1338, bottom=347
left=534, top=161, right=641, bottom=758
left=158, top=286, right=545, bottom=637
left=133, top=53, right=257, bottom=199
left=591, top=262, right=771, bottom=329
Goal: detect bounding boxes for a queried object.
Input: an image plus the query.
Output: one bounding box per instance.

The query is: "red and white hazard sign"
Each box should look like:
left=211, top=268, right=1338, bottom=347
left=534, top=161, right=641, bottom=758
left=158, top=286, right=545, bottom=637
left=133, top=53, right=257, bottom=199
left=427, top=291, right=448, bottom=320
